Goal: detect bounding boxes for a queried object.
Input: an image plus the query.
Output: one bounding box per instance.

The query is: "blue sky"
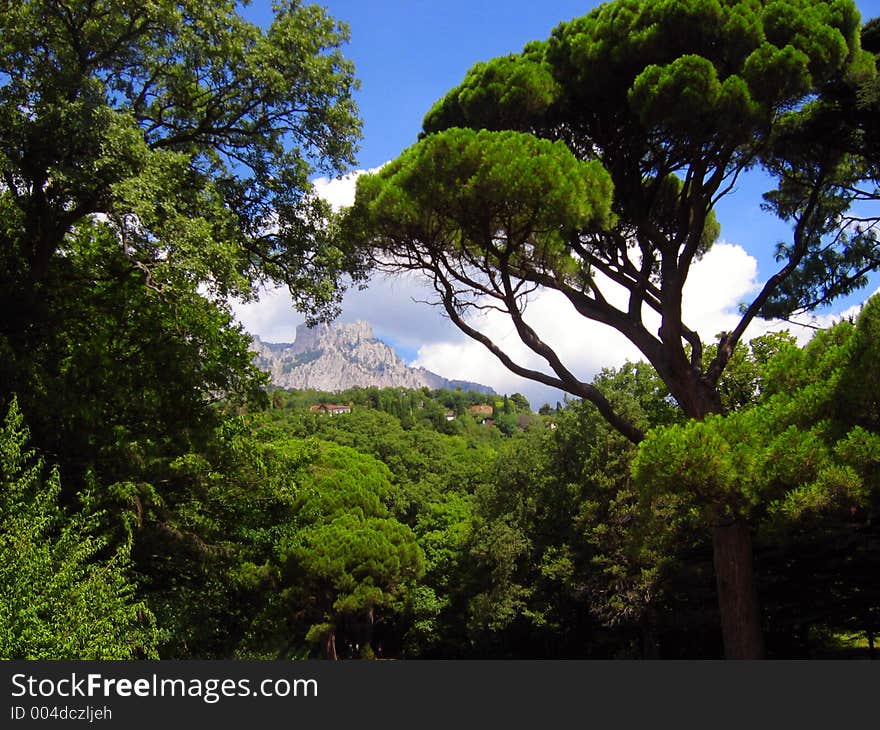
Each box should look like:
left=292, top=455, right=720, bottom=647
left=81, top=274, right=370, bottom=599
left=234, top=0, right=880, bottom=406
left=304, top=1, right=599, bottom=169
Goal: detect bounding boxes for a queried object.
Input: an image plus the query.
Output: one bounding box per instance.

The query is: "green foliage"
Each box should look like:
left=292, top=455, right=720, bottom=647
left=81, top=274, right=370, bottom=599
left=509, top=393, right=531, bottom=412
left=0, top=0, right=363, bottom=314
left=271, top=442, right=425, bottom=658
left=345, top=0, right=878, bottom=459
left=258, top=394, right=502, bottom=516
left=547, top=0, right=867, bottom=138
left=633, top=297, right=880, bottom=652
left=546, top=366, right=702, bottom=651
left=1, top=221, right=269, bottom=510
left=136, top=418, right=312, bottom=659
left=347, top=1, right=877, bottom=657
left=422, top=50, right=558, bottom=135
left=453, top=363, right=696, bottom=657
left=634, top=311, right=876, bottom=525
left=3, top=0, right=878, bottom=660
left=705, top=332, right=799, bottom=412
left=592, top=361, right=682, bottom=430
left=0, top=400, right=157, bottom=659
left=0, top=0, right=363, bottom=656
left=352, top=126, right=615, bottom=281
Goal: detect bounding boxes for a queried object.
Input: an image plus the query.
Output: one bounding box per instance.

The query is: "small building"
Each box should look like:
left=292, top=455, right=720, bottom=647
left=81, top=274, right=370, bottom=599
left=467, top=404, right=494, bottom=417
left=308, top=403, right=352, bottom=416
left=444, top=411, right=456, bottom=421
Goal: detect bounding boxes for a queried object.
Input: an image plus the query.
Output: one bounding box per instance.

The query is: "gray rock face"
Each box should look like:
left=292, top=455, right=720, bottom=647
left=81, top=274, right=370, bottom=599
left=251, top=321, right=495, bottom=394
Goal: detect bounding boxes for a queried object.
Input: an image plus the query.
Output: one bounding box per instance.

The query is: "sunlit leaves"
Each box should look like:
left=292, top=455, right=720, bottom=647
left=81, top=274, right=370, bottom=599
left=0, top=0, right=363, bottom=314
left=274, top=442, right=425, bottom=656
left=422, top=52, right=558, bottom=134
left=635, top=293, right=880, bottom=529
left=0, top=400, right=157, bottom=659
left=353, top=127, right=614, bottom=279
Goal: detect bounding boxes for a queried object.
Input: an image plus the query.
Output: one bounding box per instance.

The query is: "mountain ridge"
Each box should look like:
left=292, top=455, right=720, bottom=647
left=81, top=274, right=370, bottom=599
left=250, top=321, right=496, bottom=394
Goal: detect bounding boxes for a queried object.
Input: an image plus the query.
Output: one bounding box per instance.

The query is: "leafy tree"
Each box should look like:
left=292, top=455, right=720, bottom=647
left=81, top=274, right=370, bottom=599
left=463, top=425, right=571, bottom=655
left=560, top=363, right=701, bottom=656
left=263, top=443, right=424, bottom=659
left=754, top=16, right=880, bottom=318
left=1, top=222, right=268, bottom=495
left=405, top=492, right=474, bottom=656
left=347, top=0, right=876, bottom=658
left=0, top=399, right=157, bottom=659
left=0, top=0, right=365, bottom=657
left=287, top=512, right=423, bottom=659
left=282, top=405, right=498, bottom=515
left=0, top=216, right=291, bottom=659
left=132, top=420, right=314, bottom=658
left=633, top=295, right=880, bottom=656
left=0, top=0, right=362, bottom=315
left=509, top=393, right=531, bottom=412
left=448, top=361, right=696, bottom=658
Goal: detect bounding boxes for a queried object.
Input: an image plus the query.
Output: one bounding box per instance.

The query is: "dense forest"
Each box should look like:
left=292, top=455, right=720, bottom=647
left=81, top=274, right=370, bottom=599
left=4, top=320, right=880, bottom=659
left=1, top=0, right=879, bottom=660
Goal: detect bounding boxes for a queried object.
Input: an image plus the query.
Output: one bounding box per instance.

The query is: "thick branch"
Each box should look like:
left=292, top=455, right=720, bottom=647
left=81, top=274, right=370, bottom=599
left=431, top=269, right=645, bottom=444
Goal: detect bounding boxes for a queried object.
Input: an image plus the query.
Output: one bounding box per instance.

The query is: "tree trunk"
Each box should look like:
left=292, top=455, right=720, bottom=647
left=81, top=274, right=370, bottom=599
left=360, top=606, right=375, bottom=659
left=640, top=609, right=660, bottom=659
left=712, top=521, right=765, bottom=659
left=322, top=631, right=338, bottom=660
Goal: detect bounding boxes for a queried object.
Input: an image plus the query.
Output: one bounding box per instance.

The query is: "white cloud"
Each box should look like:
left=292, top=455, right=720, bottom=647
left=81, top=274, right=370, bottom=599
left=229, top=267, right=460, bottom=349
left=412, top=243, right=755, bottom=404
left=682, top=242, right=760, bottom=338
left=412, top=287, right=643, bottom=405
left=230, top=284, right=300, bottom=343
left=311, top=164, right=385, bottom=212
left=338, top=270, right=462, bottom=350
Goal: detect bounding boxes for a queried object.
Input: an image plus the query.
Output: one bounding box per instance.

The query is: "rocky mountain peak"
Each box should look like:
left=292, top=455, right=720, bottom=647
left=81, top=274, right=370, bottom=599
left=250, top=320, right=495, bottom=394
left=290, top=320, right=374, bottom=354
